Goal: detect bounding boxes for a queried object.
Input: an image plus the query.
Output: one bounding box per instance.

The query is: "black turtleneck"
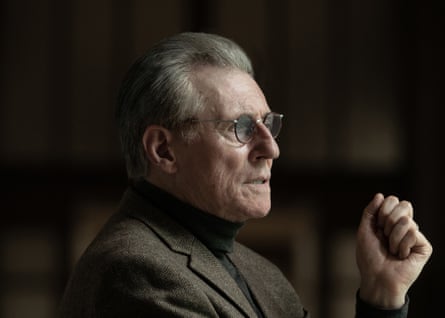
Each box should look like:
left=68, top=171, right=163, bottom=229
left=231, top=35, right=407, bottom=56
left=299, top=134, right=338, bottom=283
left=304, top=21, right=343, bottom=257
left=132, top=178, right=244, bottom=253
left=132, top=178, right=264, bottom=318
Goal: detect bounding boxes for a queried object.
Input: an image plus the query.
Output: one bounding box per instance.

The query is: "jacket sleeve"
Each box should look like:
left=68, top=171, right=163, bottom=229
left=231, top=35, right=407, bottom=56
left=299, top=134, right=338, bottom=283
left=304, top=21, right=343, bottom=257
left=355, top=290, right=409, bottom=318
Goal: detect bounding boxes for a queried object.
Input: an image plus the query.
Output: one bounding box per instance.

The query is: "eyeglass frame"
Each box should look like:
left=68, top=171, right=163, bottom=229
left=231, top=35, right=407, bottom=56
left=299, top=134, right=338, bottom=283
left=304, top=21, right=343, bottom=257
left=191, top=112, right=284, bottom=144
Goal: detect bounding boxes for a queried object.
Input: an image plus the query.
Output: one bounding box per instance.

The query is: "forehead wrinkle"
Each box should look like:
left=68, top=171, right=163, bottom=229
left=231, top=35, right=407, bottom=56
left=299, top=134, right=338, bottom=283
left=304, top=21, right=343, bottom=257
left=191, top=65, right=269, bottom=119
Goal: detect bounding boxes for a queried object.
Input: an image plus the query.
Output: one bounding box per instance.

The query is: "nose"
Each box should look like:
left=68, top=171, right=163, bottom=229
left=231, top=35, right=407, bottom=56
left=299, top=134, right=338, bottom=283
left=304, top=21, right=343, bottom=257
left=248, top=122, right=280, bottom=161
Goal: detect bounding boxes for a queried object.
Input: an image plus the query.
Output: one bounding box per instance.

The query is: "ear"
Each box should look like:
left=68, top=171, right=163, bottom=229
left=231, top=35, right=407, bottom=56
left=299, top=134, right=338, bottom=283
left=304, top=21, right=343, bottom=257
left=142, top=125, right=177, bottom=174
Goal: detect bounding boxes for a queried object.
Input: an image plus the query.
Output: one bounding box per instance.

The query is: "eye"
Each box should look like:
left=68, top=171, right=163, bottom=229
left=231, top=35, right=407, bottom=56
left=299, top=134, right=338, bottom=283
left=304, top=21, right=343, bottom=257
left=237, top=114, right=254, bottom=129
left=216, top=121, right=236, bottom=140
left=227, top=121, right=236, bottom=132
left=235, top=115, right=255, bottom=142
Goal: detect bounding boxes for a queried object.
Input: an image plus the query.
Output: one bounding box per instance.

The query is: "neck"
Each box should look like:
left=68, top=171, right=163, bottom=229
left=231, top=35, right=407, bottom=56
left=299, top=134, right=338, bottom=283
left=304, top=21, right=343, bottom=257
left=132, top=178, right=244, bottom=254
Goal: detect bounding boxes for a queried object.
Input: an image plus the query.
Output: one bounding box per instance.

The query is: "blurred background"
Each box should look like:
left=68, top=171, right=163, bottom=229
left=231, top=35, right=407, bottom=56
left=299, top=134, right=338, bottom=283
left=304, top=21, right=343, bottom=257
left=1, top=0, right=443, bottom=317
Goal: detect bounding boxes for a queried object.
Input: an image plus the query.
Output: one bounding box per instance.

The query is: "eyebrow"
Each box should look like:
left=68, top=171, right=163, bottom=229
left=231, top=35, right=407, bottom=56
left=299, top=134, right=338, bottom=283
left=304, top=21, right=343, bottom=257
left=195, top=109, right=272, bottom=122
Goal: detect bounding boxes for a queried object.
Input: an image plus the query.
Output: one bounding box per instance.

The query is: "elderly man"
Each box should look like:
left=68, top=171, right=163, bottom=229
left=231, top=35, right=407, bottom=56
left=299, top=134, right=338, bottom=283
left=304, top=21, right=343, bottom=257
left=60, top=32, right=432, bottom=317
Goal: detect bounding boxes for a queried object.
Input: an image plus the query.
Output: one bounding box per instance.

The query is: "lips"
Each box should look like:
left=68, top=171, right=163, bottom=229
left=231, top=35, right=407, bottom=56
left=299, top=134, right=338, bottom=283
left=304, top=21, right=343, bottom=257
left=245, top=175, right=270, bottom=185
left=249, top=179, right=266, bottom=184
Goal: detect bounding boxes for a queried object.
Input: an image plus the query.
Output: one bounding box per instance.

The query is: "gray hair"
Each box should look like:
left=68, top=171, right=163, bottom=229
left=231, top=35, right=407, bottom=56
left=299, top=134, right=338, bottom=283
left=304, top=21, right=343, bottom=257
left=116, top=32, right=254, bottom=179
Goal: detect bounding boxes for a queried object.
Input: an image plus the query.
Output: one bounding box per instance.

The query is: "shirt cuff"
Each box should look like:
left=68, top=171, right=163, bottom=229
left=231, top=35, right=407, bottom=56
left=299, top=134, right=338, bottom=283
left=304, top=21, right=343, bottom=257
left=355, top=290, right=409, bottom=318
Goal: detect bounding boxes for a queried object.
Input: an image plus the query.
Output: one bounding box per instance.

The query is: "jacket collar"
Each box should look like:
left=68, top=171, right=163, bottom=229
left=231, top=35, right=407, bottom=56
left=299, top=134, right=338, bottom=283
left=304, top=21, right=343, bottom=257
left=118, top=187, right=257, bottom=317
left=131, top=178, right=244, bottom=254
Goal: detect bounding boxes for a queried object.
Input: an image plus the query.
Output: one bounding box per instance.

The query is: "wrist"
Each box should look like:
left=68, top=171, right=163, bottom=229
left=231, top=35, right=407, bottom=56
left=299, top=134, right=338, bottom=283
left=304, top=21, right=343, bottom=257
left=356, top=290, right=410, bottom=317
left=359, top=284, right=406, bottom=309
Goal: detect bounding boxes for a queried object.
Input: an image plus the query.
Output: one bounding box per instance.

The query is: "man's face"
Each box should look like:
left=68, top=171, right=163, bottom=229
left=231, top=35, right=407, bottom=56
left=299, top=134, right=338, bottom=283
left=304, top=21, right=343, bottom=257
left=171, top=66, right=280, bottom=222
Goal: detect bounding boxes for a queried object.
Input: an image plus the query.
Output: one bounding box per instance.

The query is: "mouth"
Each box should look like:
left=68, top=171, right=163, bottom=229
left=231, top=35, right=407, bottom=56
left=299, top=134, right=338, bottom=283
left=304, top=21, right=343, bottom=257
left=245, top=177, right=269, bottom=185
left=250, top=179, right=266, bottom=184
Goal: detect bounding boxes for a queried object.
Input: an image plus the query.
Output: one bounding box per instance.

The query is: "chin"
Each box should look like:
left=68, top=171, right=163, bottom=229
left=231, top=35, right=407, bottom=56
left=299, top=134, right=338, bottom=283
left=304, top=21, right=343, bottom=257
left=231, top=197, right=271, bottom=221
left=244, top=205, right=271, bottom=220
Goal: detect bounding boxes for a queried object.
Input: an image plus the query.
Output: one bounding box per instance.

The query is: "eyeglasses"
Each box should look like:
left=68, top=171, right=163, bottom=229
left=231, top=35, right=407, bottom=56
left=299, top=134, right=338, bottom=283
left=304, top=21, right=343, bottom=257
left=193, top=112, right=284, bottom=144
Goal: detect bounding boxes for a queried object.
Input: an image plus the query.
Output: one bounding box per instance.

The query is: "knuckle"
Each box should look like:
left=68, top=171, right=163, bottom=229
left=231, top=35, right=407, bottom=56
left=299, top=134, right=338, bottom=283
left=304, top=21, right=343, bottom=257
left=387, top=195, right=400, bottom=203
left=399, top=200, right=412, bottom=210
left=398, top=215, right=410, bottom=226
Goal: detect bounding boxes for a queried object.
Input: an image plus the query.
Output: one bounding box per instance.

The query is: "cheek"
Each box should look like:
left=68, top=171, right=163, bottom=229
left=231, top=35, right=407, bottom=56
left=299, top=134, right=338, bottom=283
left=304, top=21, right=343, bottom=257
left=205, top=146, right=246, bottom=182
left=181, top=140, right=250, bottom=204
left=211, top=167, right=239, bottom=194
left=206, top=160, right=244, bottom=198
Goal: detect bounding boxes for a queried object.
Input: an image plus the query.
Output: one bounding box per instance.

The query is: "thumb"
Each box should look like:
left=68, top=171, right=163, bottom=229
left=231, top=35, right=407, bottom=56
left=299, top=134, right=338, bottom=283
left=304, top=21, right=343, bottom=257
left=360, top=193, right=384, bottom=228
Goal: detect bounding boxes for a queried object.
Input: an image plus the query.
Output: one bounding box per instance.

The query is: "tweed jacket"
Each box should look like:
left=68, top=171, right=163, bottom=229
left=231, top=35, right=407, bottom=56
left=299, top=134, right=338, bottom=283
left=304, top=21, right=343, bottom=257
left=59, top=187, right=309, bottom=317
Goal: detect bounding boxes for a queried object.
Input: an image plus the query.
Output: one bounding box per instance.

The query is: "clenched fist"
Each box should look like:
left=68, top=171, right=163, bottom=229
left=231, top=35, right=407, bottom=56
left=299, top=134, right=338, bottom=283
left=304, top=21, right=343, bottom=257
left=356, top=193, right=433, bottom=309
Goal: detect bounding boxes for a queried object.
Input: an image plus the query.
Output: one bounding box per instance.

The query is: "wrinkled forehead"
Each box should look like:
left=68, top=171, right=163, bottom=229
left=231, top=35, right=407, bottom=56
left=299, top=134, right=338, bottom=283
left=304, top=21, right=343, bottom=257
left=191, top=65, right=270, bottom=119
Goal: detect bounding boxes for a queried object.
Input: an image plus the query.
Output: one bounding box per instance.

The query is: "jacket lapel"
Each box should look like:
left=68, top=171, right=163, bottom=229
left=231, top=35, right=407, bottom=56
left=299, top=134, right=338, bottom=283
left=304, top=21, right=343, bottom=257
left=188, top=240, right=257, bottom=317
left=228, top=247, right=275, bottom=318
left=121, top=188, right=257, bottom=317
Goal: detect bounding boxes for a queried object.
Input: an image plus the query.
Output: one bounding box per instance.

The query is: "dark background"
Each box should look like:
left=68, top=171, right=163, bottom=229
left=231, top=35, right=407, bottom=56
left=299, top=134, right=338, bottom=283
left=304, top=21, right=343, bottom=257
left=1, top=0, right=443, bottom=317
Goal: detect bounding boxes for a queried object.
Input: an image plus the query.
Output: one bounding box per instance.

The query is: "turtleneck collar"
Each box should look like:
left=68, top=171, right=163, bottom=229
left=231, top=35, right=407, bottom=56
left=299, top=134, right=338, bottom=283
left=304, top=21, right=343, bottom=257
left=132, top=178, right=244, bottom=254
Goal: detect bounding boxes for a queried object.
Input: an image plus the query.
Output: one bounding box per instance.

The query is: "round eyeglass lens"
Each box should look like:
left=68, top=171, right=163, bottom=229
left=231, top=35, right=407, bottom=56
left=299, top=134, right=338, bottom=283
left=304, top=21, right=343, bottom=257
left=235, top=114, right=255, bottom=143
